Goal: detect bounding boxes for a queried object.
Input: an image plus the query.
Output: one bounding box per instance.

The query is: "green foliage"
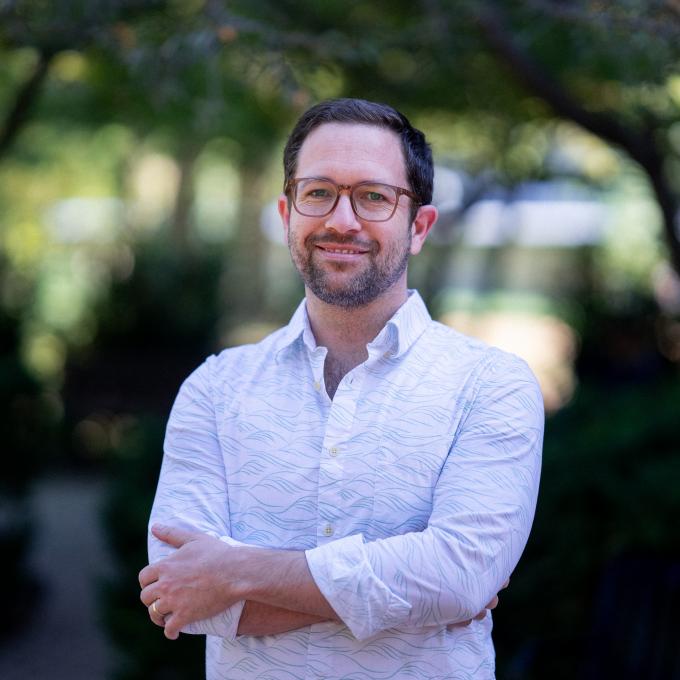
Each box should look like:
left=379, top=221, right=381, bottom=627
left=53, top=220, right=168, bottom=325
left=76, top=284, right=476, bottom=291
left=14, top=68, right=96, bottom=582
left=93, top=242, right=236, bottom=675
left=493, top=372, right=680, bottom=678
left=93, top=241, right=224, bottom=353
left=101, top=416, right=204, bottom=679
left=0, top=284, right=60, bottom=639
left=0, top=314, right=57, bottom=493
left=0, top=0, right=166, bottom=53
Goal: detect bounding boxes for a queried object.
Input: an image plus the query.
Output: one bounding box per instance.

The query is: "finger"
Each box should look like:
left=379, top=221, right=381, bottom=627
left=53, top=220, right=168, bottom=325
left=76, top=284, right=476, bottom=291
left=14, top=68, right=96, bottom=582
left=484, top=595, right=500, bottom=611
left=148, top=601, right=169, bottom=628
left=501, top=578, right=510, bottom=590
left=473, top=609, right=488, bottom=621
left=163, top=614, right=182, bottom=640
left=138, top=564, right=158, bottom=589
left=447, top=619, right=472, bottom=630
left=140, top=583, right=160, bottom=608
left=151, top=524, right=200, bottom=549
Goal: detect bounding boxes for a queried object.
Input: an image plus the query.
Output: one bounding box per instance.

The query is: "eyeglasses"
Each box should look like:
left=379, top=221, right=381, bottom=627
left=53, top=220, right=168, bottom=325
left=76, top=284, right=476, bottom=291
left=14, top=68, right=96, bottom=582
left=285, top=177, right=420, bottom=222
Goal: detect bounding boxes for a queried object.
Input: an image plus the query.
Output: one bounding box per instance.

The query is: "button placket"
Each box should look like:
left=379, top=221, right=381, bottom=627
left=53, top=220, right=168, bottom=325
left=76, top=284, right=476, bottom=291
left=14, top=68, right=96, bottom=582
left=307, top=345, right=327, bottom=399
left=317, top=388, right=353, bottom=545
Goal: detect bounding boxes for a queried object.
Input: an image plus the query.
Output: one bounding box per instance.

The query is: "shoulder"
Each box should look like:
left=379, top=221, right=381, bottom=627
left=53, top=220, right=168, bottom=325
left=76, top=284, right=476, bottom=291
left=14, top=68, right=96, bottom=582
left=418, top=319, right=518, bottom=367
left=420, top=320, right=541, bottom=394
left=180, top=324, right=293, bottom=395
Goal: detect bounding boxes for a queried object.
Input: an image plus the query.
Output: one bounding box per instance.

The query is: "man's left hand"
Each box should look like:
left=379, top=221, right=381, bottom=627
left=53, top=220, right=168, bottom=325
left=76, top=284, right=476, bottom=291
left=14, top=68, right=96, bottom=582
left=139, top=525, right=243, bottom=640
left=447, top=578, right=510, bottom=630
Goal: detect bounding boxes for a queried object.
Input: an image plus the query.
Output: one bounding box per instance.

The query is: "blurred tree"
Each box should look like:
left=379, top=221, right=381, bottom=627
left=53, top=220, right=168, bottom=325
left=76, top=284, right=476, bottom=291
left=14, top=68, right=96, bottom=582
left=0, top=0, right=166, bottom=158
left=7, top=0, right=680, bottom=278
left=275, top=0, right=680, bottom=275
left=84, top=0, right=677, bottom=276
left=0, top=0, right=300, bottom=317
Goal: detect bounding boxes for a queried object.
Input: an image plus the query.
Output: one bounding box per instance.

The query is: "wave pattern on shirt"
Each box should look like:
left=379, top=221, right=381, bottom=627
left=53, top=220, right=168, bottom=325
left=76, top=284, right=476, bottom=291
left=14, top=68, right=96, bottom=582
left=148, top=291, right=543, bottom=680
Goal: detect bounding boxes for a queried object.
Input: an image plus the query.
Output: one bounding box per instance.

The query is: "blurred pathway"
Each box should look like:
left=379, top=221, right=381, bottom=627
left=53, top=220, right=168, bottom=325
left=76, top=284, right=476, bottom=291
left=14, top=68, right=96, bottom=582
left=0, top=474, right=117, bottom=679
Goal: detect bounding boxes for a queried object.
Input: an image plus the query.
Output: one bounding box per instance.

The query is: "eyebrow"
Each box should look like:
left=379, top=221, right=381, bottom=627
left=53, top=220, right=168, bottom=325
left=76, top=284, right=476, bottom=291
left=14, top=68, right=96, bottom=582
left=301, top=176, right=397, bottom=186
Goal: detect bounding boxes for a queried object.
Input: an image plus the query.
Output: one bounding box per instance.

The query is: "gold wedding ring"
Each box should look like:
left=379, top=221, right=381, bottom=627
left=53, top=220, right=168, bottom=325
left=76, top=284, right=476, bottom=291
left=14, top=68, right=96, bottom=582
left=151, top=600, right=160, bottom=615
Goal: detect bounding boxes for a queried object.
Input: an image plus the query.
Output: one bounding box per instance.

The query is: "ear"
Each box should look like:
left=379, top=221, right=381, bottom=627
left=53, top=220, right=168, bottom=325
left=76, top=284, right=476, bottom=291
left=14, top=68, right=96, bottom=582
left=409, top=204, right=438, bottom=255
left=278, top=194, right=291, bottom=241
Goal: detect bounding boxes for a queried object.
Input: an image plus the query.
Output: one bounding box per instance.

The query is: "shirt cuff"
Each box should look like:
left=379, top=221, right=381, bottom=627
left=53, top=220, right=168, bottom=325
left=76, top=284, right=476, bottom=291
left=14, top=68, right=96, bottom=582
left=305, top=534, right=411, bottom=640
left=181, top=535, right=252, bottom=639
left=183, top=600, right=246, bottom=639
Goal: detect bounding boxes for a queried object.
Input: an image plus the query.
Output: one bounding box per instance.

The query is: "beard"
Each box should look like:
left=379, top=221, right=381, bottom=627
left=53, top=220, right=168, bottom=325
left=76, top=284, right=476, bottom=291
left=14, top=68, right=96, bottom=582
left=288, top=228, right=412, bottom=308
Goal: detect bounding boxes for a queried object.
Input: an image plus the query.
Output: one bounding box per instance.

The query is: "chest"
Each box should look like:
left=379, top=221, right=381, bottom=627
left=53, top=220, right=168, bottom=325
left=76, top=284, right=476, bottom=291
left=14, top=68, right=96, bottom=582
left=216, top=357, right=468, bottom=549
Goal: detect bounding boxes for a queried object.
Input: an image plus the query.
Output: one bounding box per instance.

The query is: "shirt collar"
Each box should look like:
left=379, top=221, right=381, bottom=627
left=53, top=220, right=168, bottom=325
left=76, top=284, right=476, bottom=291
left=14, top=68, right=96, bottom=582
left=367, top=290, right=432, bottom=359
left=273, top=290, right=432, bottom=361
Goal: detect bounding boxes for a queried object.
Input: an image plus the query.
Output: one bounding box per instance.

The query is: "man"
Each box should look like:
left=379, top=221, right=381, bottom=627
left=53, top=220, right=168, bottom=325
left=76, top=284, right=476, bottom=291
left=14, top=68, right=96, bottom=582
left=139, top=98, right=544, bottom=679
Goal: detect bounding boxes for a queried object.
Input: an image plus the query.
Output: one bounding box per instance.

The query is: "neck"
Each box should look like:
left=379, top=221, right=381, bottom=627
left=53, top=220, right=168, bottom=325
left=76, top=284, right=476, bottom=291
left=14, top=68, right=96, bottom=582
left=305, top=285, right=408, bottom=358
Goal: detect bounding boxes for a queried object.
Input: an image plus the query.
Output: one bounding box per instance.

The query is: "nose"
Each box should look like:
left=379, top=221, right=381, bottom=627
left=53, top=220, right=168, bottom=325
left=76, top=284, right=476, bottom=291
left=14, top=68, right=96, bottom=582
left=325, top=193, right=361, bottom=234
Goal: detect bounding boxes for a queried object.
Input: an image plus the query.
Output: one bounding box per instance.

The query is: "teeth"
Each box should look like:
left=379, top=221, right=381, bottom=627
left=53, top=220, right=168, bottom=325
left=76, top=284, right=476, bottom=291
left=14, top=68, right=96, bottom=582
left=327, top=249, right=359, bottom=254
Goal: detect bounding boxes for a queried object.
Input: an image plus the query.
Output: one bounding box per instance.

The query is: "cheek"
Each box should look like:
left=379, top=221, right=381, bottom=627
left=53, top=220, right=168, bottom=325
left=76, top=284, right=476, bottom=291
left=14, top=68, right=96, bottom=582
left=289, top=217, right=321, bottom=245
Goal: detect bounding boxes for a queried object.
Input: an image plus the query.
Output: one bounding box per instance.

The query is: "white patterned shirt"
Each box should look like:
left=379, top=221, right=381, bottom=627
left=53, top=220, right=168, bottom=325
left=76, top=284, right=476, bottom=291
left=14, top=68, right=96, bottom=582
left=149, top=291, right=544, bottom=680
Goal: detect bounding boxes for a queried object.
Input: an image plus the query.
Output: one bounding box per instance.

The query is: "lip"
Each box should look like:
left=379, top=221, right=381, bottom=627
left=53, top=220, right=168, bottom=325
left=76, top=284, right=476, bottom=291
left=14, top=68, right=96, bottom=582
left=314, top=243, right=370, bottom=261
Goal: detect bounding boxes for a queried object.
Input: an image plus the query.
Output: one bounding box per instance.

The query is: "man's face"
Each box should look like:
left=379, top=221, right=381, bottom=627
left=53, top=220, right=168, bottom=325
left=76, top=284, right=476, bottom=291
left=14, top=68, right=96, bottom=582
left=279, top=123, right=428, bottom=309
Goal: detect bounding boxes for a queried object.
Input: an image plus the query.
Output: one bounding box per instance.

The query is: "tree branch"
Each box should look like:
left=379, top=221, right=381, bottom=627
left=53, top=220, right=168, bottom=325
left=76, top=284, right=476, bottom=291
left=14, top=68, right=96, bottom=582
left=476, top=3, right=680, bottom=276
left=0, top=49, right=54, bottom=160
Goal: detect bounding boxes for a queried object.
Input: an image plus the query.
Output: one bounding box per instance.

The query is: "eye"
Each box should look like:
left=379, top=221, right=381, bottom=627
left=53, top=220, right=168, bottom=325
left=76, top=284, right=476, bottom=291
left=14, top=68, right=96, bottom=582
left=357, top=188, right=388, bottom=203
left=366, top=191, right=386, bottom=202
left=297, top=180, right=336, bottom=202
left=307, top=188, right=332, bottom=198
left=355, top=184, right=396, bottom=206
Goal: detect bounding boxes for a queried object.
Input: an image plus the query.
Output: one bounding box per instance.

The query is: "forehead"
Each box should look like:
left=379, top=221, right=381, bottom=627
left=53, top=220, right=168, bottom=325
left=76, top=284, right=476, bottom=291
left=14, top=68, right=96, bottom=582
left=296, top=123, right=407, bottom=185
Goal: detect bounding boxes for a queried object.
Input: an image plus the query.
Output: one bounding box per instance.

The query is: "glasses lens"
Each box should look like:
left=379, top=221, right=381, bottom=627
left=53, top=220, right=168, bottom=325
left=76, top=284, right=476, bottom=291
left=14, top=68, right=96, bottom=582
left=352, top=183, right=398, bottom=220
left=294, top=179, right=338, bottom=216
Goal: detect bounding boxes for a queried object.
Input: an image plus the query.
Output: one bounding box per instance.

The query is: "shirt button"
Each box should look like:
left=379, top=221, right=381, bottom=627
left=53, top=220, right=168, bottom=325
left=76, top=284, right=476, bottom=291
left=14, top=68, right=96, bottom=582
left=313, top=381, right=321, bottom=391
left=329, top=446, right=338, bottom=457
left=323, top=523, right=334, bottom=537
left=383, top=351, right=392, bottom=359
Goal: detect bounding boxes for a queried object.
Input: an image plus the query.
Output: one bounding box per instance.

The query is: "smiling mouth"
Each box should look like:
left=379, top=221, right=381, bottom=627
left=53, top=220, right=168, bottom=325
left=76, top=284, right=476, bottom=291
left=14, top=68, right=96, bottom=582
left=317, top=246, right=369, bottom=255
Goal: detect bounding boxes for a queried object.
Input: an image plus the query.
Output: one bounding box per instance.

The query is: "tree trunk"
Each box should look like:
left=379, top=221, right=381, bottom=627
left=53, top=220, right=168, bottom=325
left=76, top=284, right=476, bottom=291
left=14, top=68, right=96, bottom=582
left=171, top=144, right=202, bottom=253
left=227, top=157, right=270, bottom=321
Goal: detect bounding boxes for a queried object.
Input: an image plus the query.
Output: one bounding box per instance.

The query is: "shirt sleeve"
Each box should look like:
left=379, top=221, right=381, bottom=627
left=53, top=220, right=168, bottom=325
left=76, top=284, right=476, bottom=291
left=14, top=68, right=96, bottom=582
left=148, top=355, right=245, bottom=640
left=305, top=351, right=544, bottom=641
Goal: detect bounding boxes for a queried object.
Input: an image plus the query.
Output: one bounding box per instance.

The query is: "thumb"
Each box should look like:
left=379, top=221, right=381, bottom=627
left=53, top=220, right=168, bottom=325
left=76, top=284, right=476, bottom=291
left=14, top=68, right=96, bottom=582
left=151, top=523, right=200, bottom=548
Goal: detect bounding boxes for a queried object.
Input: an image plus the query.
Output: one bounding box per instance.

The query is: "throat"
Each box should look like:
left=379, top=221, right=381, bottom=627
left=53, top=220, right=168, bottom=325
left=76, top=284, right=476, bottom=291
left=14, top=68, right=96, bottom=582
left=323, top=351, right=364, bottom=399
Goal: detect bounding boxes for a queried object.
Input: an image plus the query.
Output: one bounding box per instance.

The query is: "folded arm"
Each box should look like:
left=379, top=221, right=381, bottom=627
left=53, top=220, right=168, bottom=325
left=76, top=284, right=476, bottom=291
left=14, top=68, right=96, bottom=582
left=237, top=601, right=328, bottom=636
left=305, top=354, right=544, bottom=639
left=144, top=352, right=542, bottom=640
left=146, top=357, right=335, bottom=639
left=139, top=523, right=506, bottom=639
